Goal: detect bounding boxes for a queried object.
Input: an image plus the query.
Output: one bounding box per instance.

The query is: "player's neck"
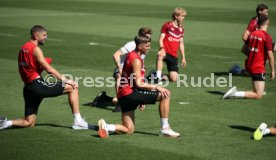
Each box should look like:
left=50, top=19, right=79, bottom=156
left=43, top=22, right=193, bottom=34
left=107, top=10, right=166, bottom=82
left=30, top=39, right=38, bottom=46
left=172, top=21, right=180, bottom=27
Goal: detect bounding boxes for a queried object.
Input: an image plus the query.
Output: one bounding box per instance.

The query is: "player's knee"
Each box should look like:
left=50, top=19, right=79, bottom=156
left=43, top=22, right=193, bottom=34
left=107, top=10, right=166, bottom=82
left=126, top=128, right=135, bottom=134
left=255, top=94, right=263, bottom=99
left=169, top=75, right=178, bottom=82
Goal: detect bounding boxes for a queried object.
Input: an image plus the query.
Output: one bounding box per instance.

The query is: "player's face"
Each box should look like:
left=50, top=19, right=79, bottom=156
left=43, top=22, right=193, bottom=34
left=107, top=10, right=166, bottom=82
left=259, top=9, right=268, bottom=16
left=36, top=31, right=47, bottom=45
left=140, top=42, right=151, bottom=54
left=176, top=13, right=186, bottom=24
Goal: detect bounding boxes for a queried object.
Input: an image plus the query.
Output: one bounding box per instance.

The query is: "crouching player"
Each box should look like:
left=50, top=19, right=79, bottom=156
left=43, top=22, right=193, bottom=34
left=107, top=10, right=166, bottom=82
left=97, top=35, right=180, bottom=138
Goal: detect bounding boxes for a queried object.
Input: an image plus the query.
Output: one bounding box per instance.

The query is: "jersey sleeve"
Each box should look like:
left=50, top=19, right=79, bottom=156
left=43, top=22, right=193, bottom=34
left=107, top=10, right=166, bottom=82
left=120, top=41, right=136, bottom=55
left=246, top=19, right=257, bottom=33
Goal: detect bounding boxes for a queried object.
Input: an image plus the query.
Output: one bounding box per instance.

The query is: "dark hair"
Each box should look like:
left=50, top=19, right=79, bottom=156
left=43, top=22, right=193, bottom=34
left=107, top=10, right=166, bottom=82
left=30, top=25, right=46, bottom=39
left=134, top=35, right=151, bottom=46
left=138, top=27, right=152, bottom=36
left=256, top=4, right=268, bottom=16
left=257, top=15, right=269, bottom=28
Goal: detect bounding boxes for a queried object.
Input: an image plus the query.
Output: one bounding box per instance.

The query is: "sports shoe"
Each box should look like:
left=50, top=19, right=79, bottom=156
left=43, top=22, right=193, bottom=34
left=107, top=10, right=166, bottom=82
left=72, top=118, right=88, bottom=130
left=222, top=86, right=237, bottom=99
left=112, top=105, right=121, bottom=112
left=253, top=123, right=267, bottom=140
left=0, top=116, right=8, bottom=130
left=159, top=127, right=180, bottom=138
left=98, top=119, right=109, bottom=138
left=91, top=91, right=106, bottom=107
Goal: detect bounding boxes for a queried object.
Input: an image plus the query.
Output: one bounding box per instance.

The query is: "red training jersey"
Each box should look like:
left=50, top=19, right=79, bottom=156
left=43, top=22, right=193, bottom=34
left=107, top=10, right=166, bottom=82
left=18, top=41, right=41, bottom=84
left=117, top=51, right=145, bottom=98
left=246, top=17, right=258, bottom=33
left=245, top=30, right=273, bottom=73
left=161, top=21, right=184, bottom=58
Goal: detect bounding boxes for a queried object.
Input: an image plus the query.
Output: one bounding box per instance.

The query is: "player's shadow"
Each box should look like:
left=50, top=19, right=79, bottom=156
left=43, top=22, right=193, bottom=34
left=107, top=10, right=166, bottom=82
left=206, top=91, right=224, bottom=95
left=213, top=72, right=250, bottom=77
left=82, top=102, right=114, bottom=111
left=228, top=125, right=255, bottom=132
left=36, top=123, right=71, bottom=129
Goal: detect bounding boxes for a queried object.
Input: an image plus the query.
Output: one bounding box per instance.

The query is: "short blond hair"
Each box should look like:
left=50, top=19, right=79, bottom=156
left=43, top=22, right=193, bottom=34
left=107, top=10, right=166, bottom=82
left=172, top=7, right=187, bottom=20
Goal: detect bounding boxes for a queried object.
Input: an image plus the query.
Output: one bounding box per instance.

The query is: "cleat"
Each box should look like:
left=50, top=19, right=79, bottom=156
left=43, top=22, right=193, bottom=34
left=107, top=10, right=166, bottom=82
left=98, top=119, right=109, bottom=138
left=159, top=127, right=180, bottom=138
left=112, top=105, right=121, bottom=112
left=253, top=123, right=267, bottom=140
left=0, top=116, right=8, bottom=130
left=222, top=86, right=237, bottom=99
left=91, top=91, right=106, bottom=107
left=72, top=118, right=88, bottom=130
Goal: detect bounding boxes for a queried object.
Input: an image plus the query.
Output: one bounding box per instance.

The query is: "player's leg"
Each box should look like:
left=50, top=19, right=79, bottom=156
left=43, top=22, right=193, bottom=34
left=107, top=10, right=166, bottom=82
left=166, top=54, right=179, bottom=82
left=244, top=81, right=265, bottom=99
left=156, top=92, right=180, bottom=137
left=98, top=111, right=135, bottom=138
left=169, top=71, right=178, bottom=82
left=156, top=51, right=166, bottom=80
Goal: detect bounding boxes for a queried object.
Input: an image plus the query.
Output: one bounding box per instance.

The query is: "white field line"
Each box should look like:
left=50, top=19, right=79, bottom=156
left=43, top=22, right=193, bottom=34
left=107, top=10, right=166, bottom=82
left=223, top=61, right=244, bottom=64
left=0, top=33, right=15, bottom=37
left=0, top=13, right=95, bottom=17
left=202, top=54, right=232, bottom=59
left=179, top=102, right=190, bottom=105
left=47, top=38, right=64, bottom=42
left=89, top=42, right=116, bottom=47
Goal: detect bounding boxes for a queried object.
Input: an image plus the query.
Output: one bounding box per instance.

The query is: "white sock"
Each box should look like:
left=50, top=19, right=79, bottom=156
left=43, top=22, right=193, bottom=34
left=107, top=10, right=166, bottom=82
left=263, top=128, right=271, bottom=135
left=161, top=118, right=169, bottom=129
left=233, top=91, right=245, bottom=98
left=156, top=71, right=162, bottom=79
left=106, top=124, right=116, bottom=132
left=73, top=113, right=82, bottom=122
left=6, top=120, right=12, bottom=128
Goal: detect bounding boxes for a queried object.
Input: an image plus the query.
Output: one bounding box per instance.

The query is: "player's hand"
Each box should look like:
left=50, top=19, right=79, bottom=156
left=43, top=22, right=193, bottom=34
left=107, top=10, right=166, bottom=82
left=66, top=79, right=78, bottom=89
left=270, top=71, right=275, bottom=80
left=156, top=86, right=170, bottom=98
left=157, top=48, right=166, bottom=56
left=181, top=58, right=187, bottom=68
left=138, top=104, right=146, bottom=111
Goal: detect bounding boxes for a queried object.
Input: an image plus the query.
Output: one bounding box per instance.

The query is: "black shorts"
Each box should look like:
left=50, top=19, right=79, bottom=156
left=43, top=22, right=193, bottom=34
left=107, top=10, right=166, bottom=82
left=118, top=89, right=159, bottom=113
left=163, top=53, right=178, bottom=72
left=24, top=78, right=64, bottom=116
left=251, top=73, right=266, bottom=81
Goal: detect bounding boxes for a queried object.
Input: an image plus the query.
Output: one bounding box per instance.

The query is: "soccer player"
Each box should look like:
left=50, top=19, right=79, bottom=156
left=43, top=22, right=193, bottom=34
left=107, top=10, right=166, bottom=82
left=0, top=25, right=89, bottom=130
left=155, top=7, right=187, bottom=83
left=254, top=122, right=276, bottom=140
left=97, top=36, right=180, bottom=138
left=222, top=15, right=274, bottom=99
left=92, top=27, right=152, bottom=112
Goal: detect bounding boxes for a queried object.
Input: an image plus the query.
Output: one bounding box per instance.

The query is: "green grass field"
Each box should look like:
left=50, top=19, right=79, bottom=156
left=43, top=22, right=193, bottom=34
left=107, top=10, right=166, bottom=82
left=0, top=0, right=276, bottom=160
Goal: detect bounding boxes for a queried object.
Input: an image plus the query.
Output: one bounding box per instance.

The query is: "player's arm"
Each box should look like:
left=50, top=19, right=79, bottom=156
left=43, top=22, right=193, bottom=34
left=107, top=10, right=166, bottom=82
left=158, top=33, right=166, bottom=55
left=34, top=47, right=77, bottom=88
left=113, top=49, right=123, bottom=74
left=267, top=51, right=275, bottom=80
left=242, top=30, right=251, bottom=42
left=179, top=37, right=186, bottom=67
left=132, top=59, right=170, bottom=98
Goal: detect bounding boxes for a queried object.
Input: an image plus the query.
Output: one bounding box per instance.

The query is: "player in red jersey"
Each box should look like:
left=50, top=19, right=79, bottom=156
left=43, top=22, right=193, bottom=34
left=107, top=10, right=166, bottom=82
left=155, top=7, right=187, bottom=83
left=223, top=15, right=274, bottom=99
left=242, top=4, right=268, bottom=42
left=0, top=25, right=91, bottom=130
left=97, top=36, right=180, bottom=138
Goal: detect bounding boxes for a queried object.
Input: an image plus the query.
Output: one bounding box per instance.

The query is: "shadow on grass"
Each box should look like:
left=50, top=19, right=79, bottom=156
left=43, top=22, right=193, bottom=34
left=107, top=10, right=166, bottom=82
left=36, top=123, right=71, bottom=129
left=91, top=130, right=159, bottom=138
left=213, top=72, right=250, bottom=77
left=229, top=125, right=256, bottom=132
left=207, top=91, right=224, bottom=95
left=82, top=102, right=114, bottom=111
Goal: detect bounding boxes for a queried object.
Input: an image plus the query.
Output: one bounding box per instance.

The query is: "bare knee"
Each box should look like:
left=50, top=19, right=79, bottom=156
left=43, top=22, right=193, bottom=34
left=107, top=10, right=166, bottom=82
left=125, top=128, right=135, bottom=134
